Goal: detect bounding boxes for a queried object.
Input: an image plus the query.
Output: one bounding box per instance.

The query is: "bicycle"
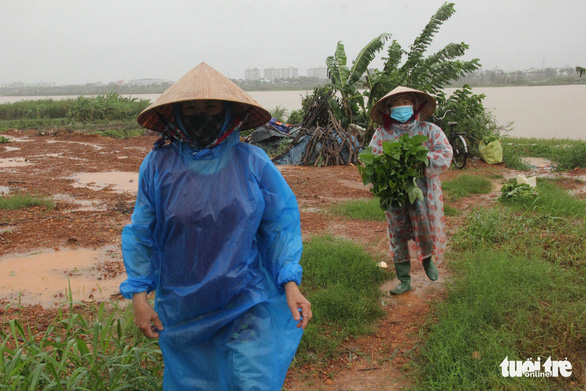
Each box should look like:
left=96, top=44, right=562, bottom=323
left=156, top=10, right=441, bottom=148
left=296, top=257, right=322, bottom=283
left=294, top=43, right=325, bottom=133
left=445, top=121, right=468, bottom=169
left=431, top=111, right=469, bottom=170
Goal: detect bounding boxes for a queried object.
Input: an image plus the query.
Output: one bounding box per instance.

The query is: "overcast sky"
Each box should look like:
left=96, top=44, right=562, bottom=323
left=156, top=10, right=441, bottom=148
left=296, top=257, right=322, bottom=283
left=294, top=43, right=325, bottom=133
left=1, top=0, right=585, bottom=85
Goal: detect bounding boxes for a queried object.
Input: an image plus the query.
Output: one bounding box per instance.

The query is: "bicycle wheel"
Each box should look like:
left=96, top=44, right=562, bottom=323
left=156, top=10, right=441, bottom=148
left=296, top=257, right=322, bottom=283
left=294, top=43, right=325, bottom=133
left=451, top=135, right=468, bottom=169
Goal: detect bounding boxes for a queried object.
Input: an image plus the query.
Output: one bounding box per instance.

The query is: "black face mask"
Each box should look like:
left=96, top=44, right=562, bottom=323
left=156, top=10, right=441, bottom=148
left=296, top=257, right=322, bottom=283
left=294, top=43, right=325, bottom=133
left=181, top=111, right=225, bottom=147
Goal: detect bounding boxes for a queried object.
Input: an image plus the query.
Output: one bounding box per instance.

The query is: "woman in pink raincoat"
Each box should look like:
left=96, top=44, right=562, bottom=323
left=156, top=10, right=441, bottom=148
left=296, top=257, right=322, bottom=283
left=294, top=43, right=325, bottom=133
left=369, top=86, right=453, bottom=295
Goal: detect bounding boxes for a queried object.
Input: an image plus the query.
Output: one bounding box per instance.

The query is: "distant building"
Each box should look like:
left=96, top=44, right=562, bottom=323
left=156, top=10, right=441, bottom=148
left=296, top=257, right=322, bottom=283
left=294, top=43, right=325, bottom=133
left=244, top=68, right=261, bottom=81
left=263, top=67, right=298, bottom=81
left=307, top=67, right=328, bottom=79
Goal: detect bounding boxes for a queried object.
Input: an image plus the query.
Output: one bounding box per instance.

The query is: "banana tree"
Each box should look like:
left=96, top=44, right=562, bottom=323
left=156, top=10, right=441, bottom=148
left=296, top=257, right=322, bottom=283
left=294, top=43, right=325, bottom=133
left=326, top=33, right=391, bottom=127
left=364, top=2, right=480, bottom=138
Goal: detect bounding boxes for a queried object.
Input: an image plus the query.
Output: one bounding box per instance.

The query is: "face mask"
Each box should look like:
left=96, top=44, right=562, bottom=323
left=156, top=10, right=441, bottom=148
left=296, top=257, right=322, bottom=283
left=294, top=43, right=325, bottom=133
left=390, top=105, right=414, bottom=123
left=181, top=111, right=225, bottom=147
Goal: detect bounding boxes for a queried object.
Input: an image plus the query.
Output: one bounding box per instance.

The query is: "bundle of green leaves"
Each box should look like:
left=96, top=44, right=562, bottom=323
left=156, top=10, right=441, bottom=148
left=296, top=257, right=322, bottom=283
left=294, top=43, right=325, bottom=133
left=358, top=134, right=429, bottom=210
left=498, top=182, right=539, bottom=203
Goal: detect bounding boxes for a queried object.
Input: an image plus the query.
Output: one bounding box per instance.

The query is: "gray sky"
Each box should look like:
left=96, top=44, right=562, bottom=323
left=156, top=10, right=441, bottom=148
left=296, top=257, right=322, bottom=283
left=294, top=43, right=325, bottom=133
left=1, top=0, right=585, bottom=85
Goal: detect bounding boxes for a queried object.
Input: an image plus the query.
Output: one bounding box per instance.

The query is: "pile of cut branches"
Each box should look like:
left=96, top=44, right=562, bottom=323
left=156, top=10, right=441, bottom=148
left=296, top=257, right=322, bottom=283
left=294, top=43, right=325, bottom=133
left=273, top=89, right=365, bottom=166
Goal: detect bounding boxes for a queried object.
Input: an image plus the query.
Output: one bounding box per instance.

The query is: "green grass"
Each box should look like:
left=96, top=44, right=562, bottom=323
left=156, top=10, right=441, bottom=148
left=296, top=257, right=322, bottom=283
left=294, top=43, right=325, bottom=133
left=500, top=178, right=586, bottom=218
left=503, top=137, right=583, bottom=147
left=415, top=179, right=585, bottom=390
left=443, top=204, right=461, bottom=216
left=330, top=198, right=386, bottom=221
left=442, top=174, right=493, bottom=201
left=297, top=235, right=390, bottom=364
left=502, top=137, right=586, bottom=171
left=1, top=302, right=164, bottom=390
left=0, top=194, right=54, bottom=210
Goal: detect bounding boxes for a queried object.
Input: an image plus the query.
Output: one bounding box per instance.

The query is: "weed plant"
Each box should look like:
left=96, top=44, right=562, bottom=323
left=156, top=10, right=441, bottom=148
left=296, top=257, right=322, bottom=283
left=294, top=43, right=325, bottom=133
left=441, top=174, right=493, bottom=201
left=296, top=235, right=390, bottom=364
left=0, top=99, right=73, bottom=120
left=416, top=179, right=585, bottom=390
left=502, top=142, right=531, bottom=171
left=0, top=302, right=163, bottom=390
left=66, top=93, right=150, bottom=123
left=0, top=194, right=54, bottom=210
left=0, top=94, right=150, bottom=131
left=330, top=198, right=386, bottom=221
left=269, top=106, right=288, bottom=122
left=551, top=141, right=586, bottom=170
left=0, top=118, right=69, bottom=132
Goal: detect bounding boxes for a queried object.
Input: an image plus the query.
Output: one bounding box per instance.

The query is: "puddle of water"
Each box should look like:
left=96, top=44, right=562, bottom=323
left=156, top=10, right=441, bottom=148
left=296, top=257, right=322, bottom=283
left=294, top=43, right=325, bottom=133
left=0, top=186, right=10, bottom=195
left=3, top=136, right=34, bottom=143
left=45, top=140, right=104, bottom=150
left=0, top=157, right=31, bottom=168
left=3, top=146, right=20, bottom=152
left=68, top=171, right=138, bottom=193
left=30, top=152, right=63, bottom=158
left=0, top=226, right=17, bottom=234
left=522, top=157, right=552, bottom=168
left=0, top=248, right=126, bottom=307
left=53, top=194, right=107, bottom=212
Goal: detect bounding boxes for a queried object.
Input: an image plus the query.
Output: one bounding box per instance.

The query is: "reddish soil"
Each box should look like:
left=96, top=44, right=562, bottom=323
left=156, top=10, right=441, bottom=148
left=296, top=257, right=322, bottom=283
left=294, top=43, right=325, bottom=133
left=1, top=129, right=585, bottom=390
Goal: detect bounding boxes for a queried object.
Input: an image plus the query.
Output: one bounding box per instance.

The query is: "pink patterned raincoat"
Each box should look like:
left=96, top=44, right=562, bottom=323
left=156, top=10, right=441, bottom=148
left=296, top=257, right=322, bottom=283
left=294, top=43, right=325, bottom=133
left=369, top=116, right=453, bottom=264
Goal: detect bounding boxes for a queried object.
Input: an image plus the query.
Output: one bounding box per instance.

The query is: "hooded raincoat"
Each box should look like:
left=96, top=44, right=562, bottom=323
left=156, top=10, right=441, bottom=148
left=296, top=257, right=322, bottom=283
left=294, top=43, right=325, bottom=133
left=120, top=129, right=304, bottom=390
left=369, top=116, right=453, bottom=264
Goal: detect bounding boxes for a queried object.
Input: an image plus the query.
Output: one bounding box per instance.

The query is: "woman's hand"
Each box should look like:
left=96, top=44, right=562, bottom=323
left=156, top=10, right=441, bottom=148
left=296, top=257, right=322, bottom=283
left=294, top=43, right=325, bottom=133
left=132, top=292, right=164, bottom=338
left=284, top=282, right=312, bottom=329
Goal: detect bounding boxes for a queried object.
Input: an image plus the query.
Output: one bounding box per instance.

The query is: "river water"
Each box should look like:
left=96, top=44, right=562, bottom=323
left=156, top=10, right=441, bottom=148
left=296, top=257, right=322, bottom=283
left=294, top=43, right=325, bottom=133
left=1, top=85, right=585, bottom=140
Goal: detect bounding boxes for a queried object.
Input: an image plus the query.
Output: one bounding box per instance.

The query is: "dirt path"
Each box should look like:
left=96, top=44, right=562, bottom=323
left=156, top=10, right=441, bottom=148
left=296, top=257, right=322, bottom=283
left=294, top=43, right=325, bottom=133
left=1, top=129, right=584, bottom=390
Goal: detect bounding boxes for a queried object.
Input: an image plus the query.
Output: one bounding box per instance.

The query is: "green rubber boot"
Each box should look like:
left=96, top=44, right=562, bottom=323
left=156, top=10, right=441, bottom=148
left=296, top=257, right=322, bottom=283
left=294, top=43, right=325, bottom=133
left=390, top=261, right=412, bottom=295
left=422, top=257, right=439, bottom=281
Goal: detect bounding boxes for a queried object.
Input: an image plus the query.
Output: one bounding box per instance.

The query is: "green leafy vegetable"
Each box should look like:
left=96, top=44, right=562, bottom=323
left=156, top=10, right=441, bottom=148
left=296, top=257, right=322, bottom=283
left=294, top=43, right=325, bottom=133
left=498, top=182, right=539, bottom=203
left=482, top=135, right=500, bottom=144
left=358, top=134, right=429, bottom=210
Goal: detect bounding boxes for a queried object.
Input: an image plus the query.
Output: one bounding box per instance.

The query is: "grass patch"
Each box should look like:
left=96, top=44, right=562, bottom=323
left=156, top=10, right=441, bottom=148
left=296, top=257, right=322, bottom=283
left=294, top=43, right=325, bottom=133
left=551, top=142, right=586, bottom=171
left=297, top=235, right=390, bottom=364
left=416, top=250, right=553, bottom=390
left=0, top=193, right=54, bottom=210
left=330, top=198, right=386, bottom=221
left=443, top=204, right=461, bottom=216
left=1, top=302, right=164, bottom=390
left=0, top=118, right=68, bottom=131
left=500, top=178, right=586, bottom=218
left=442, top=174, right=493, bottom=201
left=502, top=137, right=586, bottom=171
left=416, top=187, right=585, bottom=389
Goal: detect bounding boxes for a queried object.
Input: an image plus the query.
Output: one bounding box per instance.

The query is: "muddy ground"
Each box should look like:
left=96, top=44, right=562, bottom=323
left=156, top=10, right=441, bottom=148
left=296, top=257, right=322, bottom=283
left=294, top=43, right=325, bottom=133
left=1, top=129, right=585, bottom=390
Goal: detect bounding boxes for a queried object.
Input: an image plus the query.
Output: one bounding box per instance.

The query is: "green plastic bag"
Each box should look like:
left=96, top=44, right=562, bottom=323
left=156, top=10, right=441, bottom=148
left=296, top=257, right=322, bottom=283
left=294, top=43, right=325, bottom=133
left=478, top=138, right=503, bottom=164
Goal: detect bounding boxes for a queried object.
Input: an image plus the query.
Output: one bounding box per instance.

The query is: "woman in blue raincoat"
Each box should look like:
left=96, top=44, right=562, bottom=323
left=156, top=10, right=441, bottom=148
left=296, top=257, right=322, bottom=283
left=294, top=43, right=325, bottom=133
left=369, top=86, right=453, bottom=295
left=120, top=62, right=312, bottom=390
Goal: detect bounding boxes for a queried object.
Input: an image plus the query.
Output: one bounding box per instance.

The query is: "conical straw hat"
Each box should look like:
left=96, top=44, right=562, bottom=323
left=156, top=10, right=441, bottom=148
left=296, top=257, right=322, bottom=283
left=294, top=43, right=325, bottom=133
left=371, top=86, right=436, bottom=125
left=137, top=62, right=271, bottom=132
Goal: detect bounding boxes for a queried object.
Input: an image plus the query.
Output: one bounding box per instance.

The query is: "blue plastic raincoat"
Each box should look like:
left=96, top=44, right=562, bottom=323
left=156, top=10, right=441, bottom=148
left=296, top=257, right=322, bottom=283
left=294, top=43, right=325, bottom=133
left=120, top=130, right=304, bottom=390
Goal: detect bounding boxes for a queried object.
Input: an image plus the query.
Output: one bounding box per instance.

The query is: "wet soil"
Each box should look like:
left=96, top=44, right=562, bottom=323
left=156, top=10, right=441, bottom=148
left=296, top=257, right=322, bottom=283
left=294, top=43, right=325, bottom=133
left=1, top=129, right=585, bottom=390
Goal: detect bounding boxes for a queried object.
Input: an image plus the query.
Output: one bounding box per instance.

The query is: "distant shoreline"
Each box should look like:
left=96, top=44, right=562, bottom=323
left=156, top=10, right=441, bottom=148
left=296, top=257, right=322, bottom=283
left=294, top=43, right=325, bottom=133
left=2, top=80, right=584, bottom=97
